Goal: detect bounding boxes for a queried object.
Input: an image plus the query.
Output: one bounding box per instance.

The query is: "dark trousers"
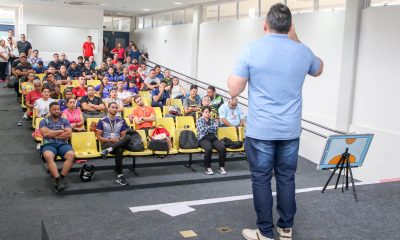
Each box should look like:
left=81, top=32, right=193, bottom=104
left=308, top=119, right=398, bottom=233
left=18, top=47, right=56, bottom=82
left=0, top=62, right=7, bottom=80
left=245, top=137, right=299, bottom=239
left=199, top=133, right=226, bottom=168
left=101, top=136, right=131, bottom=175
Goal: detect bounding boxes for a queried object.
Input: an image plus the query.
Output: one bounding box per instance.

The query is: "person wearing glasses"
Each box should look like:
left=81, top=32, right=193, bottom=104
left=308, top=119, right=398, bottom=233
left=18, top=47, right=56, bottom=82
left=218, top=97, right=246, bottom=128
left=129, top=95, right=155, bottom=134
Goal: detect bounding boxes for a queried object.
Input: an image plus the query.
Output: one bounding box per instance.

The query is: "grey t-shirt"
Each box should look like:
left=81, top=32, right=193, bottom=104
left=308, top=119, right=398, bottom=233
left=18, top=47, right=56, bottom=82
left=144, top=77, right=160, bottom=86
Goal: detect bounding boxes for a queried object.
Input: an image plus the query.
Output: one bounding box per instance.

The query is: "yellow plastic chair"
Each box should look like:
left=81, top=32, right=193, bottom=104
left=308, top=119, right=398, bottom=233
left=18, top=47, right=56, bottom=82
left=156, top=118, right=176, bottom=136
left=86, top=118, right=100, bottom=132
left=35, top=73, right=45, bottom=80
left=147, top=128, right=178, bottom=155
left=71, top=80, right=79, bottom=87
left=217, top=127, right=245, bottom=152
left=125, top=130, right=153, bottom=157
left=176, top=116, right=196, bottom=130
left=123, top=107, right=134, bottom=118
left=124, top=118, right=135, bottom=129
left=34, top=117, right=44, bottom=142
left=142, top=96, right=151, bottom=106
left=18, top=79, right=22, bottom=93
left=32, top=111, right=37, bottom=129
left=153, top=107, right=163, bottom=119
left=174, top=129, right=202, bottom=170
left=87, top=80, right=101, bottom=86
left=138, top=91, right=150, bottom=98
left=71, top=132, right=101, bottom=158
left=170, top=99, right=183, bottom=107
left=21, top=94, right=27, bottom=109
left=238, top=126, right=246, bottom=142
left=162, top=105, right=183, bottom=117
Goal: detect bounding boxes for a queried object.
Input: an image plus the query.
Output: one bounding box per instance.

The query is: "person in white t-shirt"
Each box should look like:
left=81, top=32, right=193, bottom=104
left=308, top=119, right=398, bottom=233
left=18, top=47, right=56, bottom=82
left=0, top=39, right=10, bottom=81
left=116, top=80, right=132, bottom=107
left=104, top=87, right=124, bottom=117
left=34, top=88, right=55, bottom=117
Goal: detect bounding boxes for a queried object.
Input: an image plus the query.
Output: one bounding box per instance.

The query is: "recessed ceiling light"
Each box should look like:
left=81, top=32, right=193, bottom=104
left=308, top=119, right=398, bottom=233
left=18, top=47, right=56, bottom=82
left=142, top=8, right=150, bottom=11
left=174, top=2, right=183, bottom=5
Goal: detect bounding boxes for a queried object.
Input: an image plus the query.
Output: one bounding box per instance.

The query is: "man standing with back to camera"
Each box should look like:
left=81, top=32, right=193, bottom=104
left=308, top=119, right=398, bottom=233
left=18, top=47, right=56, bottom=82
left=228, top=4, right=323, bottom=240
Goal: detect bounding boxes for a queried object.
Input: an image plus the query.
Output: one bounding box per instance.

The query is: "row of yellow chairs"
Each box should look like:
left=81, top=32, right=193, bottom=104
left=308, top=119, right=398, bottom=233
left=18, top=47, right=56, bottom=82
left=70, top=126, right=245, bottom=159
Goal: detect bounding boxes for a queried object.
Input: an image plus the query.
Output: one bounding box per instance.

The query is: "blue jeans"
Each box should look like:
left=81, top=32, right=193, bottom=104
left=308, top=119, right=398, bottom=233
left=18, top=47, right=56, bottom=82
left=245, top=137, right=299, bottom=239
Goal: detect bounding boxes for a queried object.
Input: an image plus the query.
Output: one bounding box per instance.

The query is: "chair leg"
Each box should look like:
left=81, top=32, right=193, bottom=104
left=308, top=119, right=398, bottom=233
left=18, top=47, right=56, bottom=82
left=185, top=154, right=196, bottom=172
left=129, top=156, right=138, bottom=176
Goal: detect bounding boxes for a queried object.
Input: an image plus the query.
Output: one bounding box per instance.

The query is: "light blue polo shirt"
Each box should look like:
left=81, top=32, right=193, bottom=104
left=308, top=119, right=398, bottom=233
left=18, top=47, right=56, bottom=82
left=218, top=102, right=245, bottom=127
left=233, top=34, right=321, bottom=140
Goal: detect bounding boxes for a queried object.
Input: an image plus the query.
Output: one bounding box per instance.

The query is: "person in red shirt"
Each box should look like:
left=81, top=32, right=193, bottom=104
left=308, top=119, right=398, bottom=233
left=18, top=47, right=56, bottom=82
left=111, top=42, right=125, bottom=62
left=128, top=59, right=139, bottom=72
left=26, top=79, right=42, bottom=117
left=72, top=76, right=87, bottom=101
left=82, top=36, right=95, bottom=60
left=111, top=54, right=119, bottom=65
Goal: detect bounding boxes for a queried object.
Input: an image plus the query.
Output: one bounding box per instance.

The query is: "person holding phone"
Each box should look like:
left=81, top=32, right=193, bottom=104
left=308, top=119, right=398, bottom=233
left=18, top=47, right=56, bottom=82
left=83, top=36, right=95, bottom=60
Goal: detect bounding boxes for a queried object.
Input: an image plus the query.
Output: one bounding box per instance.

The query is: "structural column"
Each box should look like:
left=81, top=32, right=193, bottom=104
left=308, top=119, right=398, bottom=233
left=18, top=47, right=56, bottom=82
left=335, top=0, right=367, bottom=132
left=191, top=6, right=202, bottom=79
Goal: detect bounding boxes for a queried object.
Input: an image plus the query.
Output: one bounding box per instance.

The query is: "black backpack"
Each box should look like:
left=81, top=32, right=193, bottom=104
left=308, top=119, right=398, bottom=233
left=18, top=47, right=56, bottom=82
left=179, top=130, right=199, bottom=149
left=125, top=129, right=145, bottom=152
left=222, top=137, right=243, bottom=149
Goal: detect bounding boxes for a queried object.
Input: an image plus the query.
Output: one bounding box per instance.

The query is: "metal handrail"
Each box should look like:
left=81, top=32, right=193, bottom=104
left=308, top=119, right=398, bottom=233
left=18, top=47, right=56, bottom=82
left=145, top=60, right=348, bottom=137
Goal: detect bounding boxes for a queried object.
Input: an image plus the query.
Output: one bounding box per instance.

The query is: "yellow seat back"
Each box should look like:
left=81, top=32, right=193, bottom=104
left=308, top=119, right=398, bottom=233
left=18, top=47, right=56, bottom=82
left=86, top=118, right=100, bottom=132
left=71, top=132, right=98, bottom=153
left=123, top=107, right=134, bottom=118
left=176, top=116, right=196, bottom=130
left=217, top=127, right=239, bottom=141
left=156, top=118, right=176, bottom=138
left=170, top=99, right=183, bottom=107
left=35, top=117, right=44, bottom=129
left=173, top=129, right=198, bottom=149
left=87, top=80, right=101, bottom=87
left=153, top=107, right=162, bottom=119
left=238, top=126, right=246, bottom=141
left=163, top=105, right=182, bottom=117
left=138, top=91, right=150, bottom=98
left=136, top=130, right=149, bottom=149
left=124, top=118, right=135, bottom=129
left=71, top=80, right=79, bottom=87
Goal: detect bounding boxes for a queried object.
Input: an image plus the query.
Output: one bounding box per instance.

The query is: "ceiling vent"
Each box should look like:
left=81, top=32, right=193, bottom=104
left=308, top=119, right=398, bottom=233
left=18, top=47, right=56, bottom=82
left=63, top=1, right=93, bottom=6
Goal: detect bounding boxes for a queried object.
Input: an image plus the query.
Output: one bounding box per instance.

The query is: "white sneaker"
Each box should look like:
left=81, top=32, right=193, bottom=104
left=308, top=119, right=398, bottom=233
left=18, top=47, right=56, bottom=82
left=242, top=229, right=273, bottom=240
left=277, top=227, right=292, bottom=240
left=218, top=167, right=227, bottom=175
left=205, top=168, right=214, bottom=175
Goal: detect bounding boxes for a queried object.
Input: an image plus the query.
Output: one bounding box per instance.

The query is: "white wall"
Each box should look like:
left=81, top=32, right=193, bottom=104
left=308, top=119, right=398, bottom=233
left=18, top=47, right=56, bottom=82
left=349, top=6, right=400, bottom=182
left=133, top=24, right=193, bottom=75
left=21, top=4, right=103, bottom=64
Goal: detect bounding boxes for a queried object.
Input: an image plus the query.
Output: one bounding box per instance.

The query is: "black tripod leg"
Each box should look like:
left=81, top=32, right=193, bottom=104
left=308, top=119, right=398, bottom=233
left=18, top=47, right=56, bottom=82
left=348, top=166, right=359, bottom=202
left=335, top=158, right=346, bottom=189
left=346, top=157, right=350, bottom=190
left=322, top=167, right=339, bottom=193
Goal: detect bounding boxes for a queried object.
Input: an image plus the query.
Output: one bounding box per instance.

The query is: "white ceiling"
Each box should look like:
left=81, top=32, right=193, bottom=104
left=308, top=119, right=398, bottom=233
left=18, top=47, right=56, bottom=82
left=0, top=0, right=217, bottom=16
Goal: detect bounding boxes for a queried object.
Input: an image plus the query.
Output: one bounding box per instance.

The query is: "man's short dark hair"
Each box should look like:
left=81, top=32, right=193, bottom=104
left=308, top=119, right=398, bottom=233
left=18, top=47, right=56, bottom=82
left=108, top=102, right=118, bottom=108
left=133, top=95, right=141, bottom=102
left=53, top=53, right=59, bottom=56
left=78, top=56, right=83, bottom=60
left=155, top=65, right=161, bottom=69
left=160, top=80, right=168, bottom=85
left=267, top=3, right=292, bottom=34
left=150, top=69, right=156, bottom=72
left=208, top=86, right=216, bottom=92
left=201, top=106, right=212, bottom=113
left=190, top=85, right=198, bottom=90
left=88, top=35, right=92, bottom=38
left=49, top=102, right=59, bottom=109
left=33, top=49, right=38, bottom=53
left=38, top=60, right=43, bottom=65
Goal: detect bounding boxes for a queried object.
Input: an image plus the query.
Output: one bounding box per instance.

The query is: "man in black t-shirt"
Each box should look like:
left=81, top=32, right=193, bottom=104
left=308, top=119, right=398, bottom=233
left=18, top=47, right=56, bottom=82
left=47, top=53, right=62, bottom=71
left=80, top=85, right=106, bottom=119
left=43, top=73, right=61, bottom=99
left=17, top=34, right=32, bottom=56
left=14, top=55, right=34, bottom=98
left=67, top=61, right=82, bottom=80
left=77, top=56, right=84, bottom=71
left=96, top=61, right=108, bottom=80
left=60, top=53, right=70, bottom=69
left=82, top=60, right=96, bottom=80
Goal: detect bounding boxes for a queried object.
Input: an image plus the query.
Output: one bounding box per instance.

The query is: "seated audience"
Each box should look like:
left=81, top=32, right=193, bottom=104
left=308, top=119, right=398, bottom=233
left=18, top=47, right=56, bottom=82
left=129, top=44, right=146, bottom=63
left=56, top=65, right=70, bottom=85
left=170, top=77, right=186, bottom=99
left=82, top=60, right=96, bottom=80
left=43, top=66, right=59, bottom=82
left=95, top=76, right=113, bottom=99
left=219, top=97, right=246, bottom=127
left=115, top=62, right=123, bottom=76
left=80, top=85, right=106, bottom=119
left=151, top=80, right=170, bottom=108
left=28, top=49, right=42, bottom=67
left=14, top=54, right=34, bottom=98
left=112, top=53, right=119, bottom=65
left=58, top=88, right=80, bottom=112
left=61, top=98, right=85, bottom=132
left=129, top=95, right=155, bottom=131
left=207, top=86, right=224, bottom=109
left=118, top=67, right=129, bottom=81
left=47, top=53, right=62, bottom=71
left=128, top=59, right=139, bottom=72
left=123, top=56, right=132, bottom=68
left=43, top=73, right=61, bottom=99
left=96, top=102, right=130, bottom=185
left=106, top=57, right=114, bottom=69
left=128, top=70, right=144, bottom=91
left=67, top=61, right=82, bottom=80
left=154, top=65, right=164, bottom=80
left=116, top=80, right=133, bottom=107
left=77, top=56, right=84, bottom=70
left=88, top=56, right=97, bottom=70
left=72, top=76, right=87, bottom=101
left=197, top=106, right=227, bottom=175
left=21, top=72, right=35, bottom=96
left=111, top=42, right=126, bottom=62
left=163, top=69, right=173, bottom=91
left=34, top=87, right=55, bottom=117
left=39, top=102, right=75, bottom=192
left=25, top=79, right=42, bottom=117
left=138, top=62, right=149, bottom=78
left=32, top=60, right=47, bottom=74
left=125, top=80, right=139, bottom=96
left=96, top=61, right=108, bottom=80
left=144, top=69, right=160, bottom=90
left=183, top=85, right=201, bottom=118
left=104, top=66, right=119, bottom=84
left=59, top=53, right=70, bottom=69
left=197, top=95, right=219, bottom=120
left=104, top=87, right=124, bottom=117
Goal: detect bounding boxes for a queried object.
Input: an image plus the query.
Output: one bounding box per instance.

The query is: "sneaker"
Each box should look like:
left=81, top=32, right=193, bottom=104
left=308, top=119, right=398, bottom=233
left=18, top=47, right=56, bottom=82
left=100, top=149, right=109, bottom=160
left=242, top=229, right=273, bottom=240
left=218, top=167, right=227, bottom=175
left=116, top=175, right=129, bottom=186
left=277, top=227, right=292, bottom=240
left=205, top=168, right=214, bottom=175
left=55, top=178, right=66, bottom=192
